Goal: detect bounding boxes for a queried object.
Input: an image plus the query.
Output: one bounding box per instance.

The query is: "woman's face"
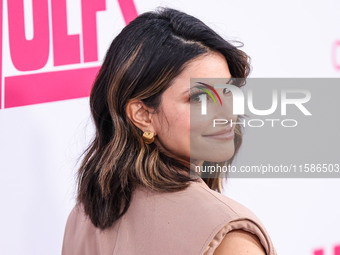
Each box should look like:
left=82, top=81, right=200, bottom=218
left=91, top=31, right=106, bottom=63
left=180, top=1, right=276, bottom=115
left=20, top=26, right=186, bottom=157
left=152, top=51, right=238, bottom=166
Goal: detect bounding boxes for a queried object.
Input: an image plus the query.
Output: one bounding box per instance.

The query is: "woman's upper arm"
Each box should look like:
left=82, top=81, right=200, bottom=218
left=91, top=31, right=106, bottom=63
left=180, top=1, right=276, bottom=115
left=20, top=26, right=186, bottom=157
left=212, top=229, right=267, bottom=255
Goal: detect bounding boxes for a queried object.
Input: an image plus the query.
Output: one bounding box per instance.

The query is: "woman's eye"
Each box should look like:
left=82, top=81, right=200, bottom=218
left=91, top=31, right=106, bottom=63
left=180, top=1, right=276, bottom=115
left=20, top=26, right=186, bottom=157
left=189, top=92, right=208, bottom=103
left=189, top=93, right=203, bottom=102
left=190, top=89, right=230, bottom=103
left=223, top=88, right=231, bottom=94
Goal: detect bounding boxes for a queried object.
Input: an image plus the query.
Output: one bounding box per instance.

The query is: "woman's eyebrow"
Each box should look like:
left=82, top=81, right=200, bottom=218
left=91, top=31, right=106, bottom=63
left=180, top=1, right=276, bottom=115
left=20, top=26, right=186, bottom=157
left=182, top=83, right=211, bottom=95
left=182, top=78, right=233, bottom=95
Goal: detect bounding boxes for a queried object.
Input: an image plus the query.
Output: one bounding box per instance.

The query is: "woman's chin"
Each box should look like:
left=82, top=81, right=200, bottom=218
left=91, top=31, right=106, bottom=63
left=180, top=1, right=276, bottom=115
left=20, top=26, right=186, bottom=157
left=191, top=150, right=235, bottom=162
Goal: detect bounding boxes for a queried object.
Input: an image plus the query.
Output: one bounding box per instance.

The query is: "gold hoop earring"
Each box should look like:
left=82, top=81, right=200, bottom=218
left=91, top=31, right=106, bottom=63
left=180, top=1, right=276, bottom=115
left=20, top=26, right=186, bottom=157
left=142, top=131, right=155, bottom=144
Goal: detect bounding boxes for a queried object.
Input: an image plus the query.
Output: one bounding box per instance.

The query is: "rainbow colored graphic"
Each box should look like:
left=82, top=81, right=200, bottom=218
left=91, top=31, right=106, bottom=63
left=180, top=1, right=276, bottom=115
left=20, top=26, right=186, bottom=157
left=196, top=82, right=223, bottom=106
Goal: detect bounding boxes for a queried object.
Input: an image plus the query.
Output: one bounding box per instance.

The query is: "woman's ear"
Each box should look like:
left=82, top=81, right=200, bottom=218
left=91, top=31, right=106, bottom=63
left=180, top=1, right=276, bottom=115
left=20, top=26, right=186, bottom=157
left=126, top=99, right=157, bottom=135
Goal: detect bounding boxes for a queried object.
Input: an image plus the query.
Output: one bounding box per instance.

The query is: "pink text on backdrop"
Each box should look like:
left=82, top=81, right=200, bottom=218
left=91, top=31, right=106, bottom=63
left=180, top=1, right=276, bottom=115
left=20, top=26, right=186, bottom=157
left=0, top=0, right=2, bottom=109
left=1, top=0, right=138, bottom=109
left=333, top=40, right=340, bottom=71
left=314, top=244, right=340, bottom=255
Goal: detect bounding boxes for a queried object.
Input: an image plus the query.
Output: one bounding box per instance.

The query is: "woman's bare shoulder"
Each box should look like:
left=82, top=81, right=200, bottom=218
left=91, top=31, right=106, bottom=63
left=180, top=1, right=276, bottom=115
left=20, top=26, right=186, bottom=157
left=212, top=229, right=266, bottom=255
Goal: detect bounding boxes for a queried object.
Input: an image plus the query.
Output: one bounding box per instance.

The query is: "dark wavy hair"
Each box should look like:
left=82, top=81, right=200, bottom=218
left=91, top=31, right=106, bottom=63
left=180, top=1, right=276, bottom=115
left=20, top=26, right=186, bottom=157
left=76, top=7, right=251, bottom=230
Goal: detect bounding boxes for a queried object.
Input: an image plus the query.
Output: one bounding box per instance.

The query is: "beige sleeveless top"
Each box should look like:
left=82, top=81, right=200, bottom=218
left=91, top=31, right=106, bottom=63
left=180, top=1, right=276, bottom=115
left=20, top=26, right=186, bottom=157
left=62, top=177, right=277, bottom=255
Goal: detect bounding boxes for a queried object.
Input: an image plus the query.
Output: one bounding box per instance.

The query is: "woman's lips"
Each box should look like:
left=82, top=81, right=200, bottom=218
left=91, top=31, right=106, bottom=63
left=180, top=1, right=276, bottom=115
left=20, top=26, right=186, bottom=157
left=202, top=127, right=235, bottom=140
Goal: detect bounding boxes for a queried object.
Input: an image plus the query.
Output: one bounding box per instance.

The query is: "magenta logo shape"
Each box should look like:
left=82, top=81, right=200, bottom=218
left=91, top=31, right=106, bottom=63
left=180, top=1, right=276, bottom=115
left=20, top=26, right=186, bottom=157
left=0, top=0, right=138, bottom=109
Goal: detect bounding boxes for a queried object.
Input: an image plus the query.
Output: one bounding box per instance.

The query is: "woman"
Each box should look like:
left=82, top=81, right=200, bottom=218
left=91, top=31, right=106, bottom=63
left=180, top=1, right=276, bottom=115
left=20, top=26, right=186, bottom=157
left=62, top=7, right=277, bottom=255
